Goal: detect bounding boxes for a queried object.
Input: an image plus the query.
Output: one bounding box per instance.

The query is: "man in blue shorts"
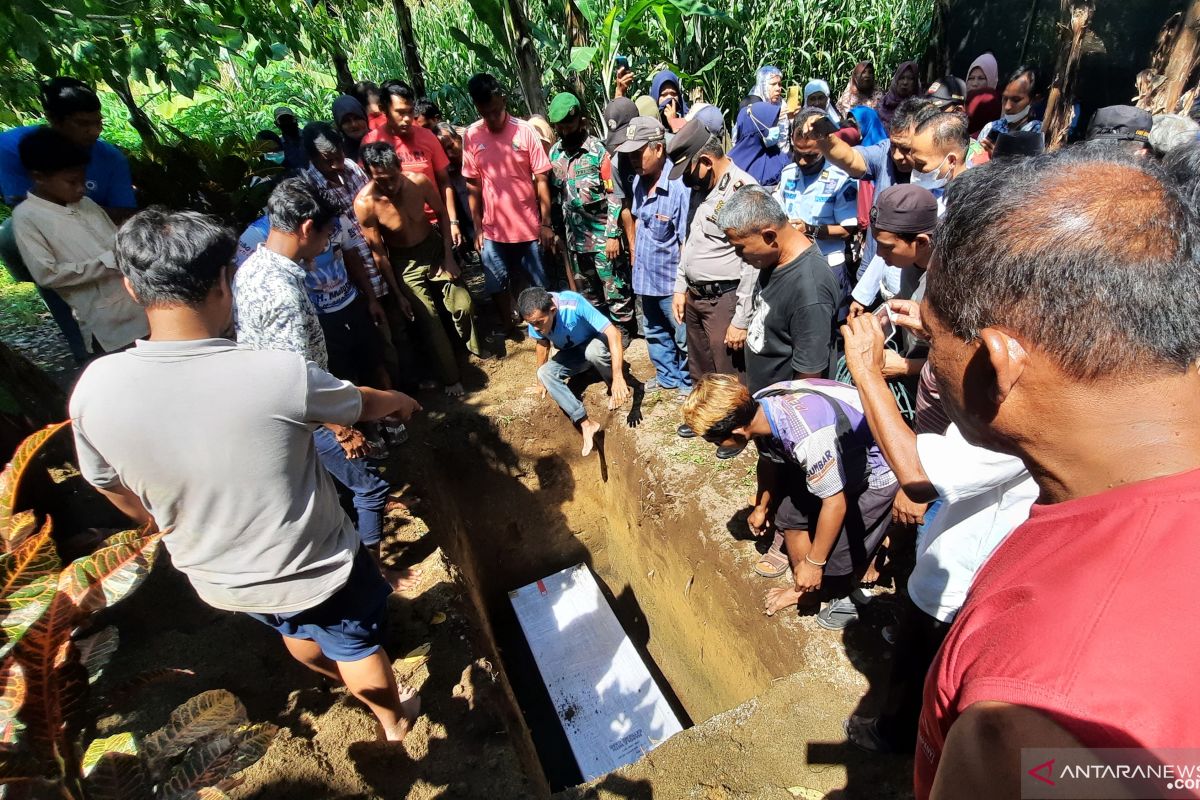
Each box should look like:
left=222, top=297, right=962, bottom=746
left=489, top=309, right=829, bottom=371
left=518, top=286, right=631, bottom=456
left=70, top=208, right=423, bottom=741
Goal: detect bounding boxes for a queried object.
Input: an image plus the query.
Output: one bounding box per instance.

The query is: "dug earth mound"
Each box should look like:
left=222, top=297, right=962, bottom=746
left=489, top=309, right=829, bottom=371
left=97, top=338, right=914, bottom=799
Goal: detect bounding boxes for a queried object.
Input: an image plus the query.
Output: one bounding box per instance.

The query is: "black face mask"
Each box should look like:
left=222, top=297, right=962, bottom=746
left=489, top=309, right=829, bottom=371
left=561, top=129, right=588, bottom=149
left=681, top=162, right=714, bottom=193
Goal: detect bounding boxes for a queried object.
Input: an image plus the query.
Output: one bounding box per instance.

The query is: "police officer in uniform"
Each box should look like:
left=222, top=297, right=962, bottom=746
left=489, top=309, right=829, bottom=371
left=774, top=108, right=859, bottom=304
left=666, top=119, right=760, bottom=436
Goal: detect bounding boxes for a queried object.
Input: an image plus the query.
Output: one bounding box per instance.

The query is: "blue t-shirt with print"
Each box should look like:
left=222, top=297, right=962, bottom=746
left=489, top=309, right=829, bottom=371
left=527, top=291, right=611, bottom=350
left=236, top=216, right=358, bottom=315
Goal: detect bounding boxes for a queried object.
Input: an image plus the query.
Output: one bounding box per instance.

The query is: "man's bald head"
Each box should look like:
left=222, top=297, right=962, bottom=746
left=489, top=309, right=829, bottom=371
left=927, top=148, right=1200, bottom=380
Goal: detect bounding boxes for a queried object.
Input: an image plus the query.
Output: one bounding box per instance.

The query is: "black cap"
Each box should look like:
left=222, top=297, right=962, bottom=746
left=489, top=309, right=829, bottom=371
left=926, top=76, right=966, bottom=107
left=602, top=98, right=640, bottom=153
left=1086, top=105, right=1152, bottom=144
left=666, top=119, right=715, bottom=180
left=870, top=184, right=938, bottom=235
left=993, top=130, right=1044, bottom=159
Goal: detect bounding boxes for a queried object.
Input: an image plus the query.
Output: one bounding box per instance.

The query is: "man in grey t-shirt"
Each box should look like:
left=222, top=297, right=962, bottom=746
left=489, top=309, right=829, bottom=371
left=70, top=209, right=423, bottom=743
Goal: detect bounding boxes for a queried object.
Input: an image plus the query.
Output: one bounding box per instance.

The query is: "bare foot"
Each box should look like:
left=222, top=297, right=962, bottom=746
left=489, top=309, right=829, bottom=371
left=381, top=685, right=422, bottom=742
left=764, top=586, right=803, bottom=616
left=580, top=419, right=601, bottom=456
left=444, top=382, right=465, bottom=397
left=384, top=566, right=422, bottom=593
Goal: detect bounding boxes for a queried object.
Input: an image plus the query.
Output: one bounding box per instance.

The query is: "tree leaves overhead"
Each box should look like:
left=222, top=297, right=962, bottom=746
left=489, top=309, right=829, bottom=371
left=0, top=0, right=368, bottom=118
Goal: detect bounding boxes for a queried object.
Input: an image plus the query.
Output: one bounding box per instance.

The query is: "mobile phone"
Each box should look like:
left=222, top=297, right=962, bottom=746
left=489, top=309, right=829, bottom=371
left=811, top=116, right=839, bottom=138
left=874, top=304, right=896, bottom=343
left=614, top=55, right=630, bottom=72
left=786, top=85, right=801, bottom=112
left=985, top=126, right=1001, bottom=144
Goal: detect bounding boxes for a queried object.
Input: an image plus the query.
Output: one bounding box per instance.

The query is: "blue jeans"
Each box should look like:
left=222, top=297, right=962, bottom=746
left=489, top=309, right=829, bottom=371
left=481, top=239, right=547, bottom=294
left=314, top=426, right=390, bottom=547
left=537, top=338, right=612, bottom=423
left=639, top=294, right=691, bottom=391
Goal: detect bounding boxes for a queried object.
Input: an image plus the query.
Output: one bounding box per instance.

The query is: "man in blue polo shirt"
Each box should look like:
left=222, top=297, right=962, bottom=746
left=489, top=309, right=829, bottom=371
left=0, top=77, right=138, bottom=363
left=0, top=78, right=136, bottom=215
left=519, top=287, right=631, bottom=457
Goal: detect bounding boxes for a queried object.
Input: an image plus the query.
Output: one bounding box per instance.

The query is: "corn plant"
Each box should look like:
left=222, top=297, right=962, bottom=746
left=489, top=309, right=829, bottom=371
left=0, top=423, right=276, bottom=799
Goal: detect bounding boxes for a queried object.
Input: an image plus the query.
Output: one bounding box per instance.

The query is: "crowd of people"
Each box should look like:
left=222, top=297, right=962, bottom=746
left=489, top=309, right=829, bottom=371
left=3, top=48, right=1200, bottom=797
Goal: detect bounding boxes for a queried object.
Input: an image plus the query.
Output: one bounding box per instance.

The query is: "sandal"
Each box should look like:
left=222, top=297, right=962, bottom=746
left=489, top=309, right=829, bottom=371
left=754, top=531, right=789, bottom=578
left=845, top=715, right=893, bottom=754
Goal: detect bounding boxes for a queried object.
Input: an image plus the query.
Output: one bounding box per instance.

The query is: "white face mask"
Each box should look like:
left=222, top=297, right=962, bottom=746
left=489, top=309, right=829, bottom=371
left=1003, top=104, right=1031, bottom=124
left=912, top=154, right=951, bottom=190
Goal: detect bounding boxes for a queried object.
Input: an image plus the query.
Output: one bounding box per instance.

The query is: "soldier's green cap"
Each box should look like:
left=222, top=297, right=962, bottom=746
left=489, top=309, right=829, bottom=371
left=547, top=93, right=582, bottom=124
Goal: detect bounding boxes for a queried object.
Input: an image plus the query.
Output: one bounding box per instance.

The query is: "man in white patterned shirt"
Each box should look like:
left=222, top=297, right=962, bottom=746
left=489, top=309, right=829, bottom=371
left=233, top=178, right=416, bottom=591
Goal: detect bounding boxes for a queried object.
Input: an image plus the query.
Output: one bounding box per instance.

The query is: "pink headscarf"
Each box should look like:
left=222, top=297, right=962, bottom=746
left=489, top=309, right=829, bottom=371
left=967, top=53, right=999, bottom=90
left=879, top=61, right=921, bottom=129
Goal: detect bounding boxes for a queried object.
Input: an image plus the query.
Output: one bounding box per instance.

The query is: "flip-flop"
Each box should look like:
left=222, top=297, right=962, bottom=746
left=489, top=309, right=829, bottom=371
left=754, top=531, right=789, bottom=578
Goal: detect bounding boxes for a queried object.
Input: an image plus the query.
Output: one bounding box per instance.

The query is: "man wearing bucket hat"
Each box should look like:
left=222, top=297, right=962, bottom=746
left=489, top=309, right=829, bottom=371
left=547, top=92, right=635, bottom=332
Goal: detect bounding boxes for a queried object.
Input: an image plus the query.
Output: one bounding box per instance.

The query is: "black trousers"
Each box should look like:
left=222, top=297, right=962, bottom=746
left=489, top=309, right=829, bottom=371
left=875, top=596, right=952, bottom=751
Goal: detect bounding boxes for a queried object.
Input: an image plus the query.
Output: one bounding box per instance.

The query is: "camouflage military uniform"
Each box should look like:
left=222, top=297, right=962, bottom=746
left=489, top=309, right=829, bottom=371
left=549, top=135, right=635, bottom=325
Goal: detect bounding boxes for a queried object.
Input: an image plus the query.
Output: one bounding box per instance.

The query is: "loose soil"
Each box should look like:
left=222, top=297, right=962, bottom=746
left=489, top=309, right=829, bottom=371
left=90, top=336, right=914, bottom=799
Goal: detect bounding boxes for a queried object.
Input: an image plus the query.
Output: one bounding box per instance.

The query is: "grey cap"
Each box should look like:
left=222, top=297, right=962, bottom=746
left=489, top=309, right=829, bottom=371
left=614, top=116, right=666, bottom=153
left=273, top=106, right=297, bottom=123
left=666, top=119, right=715, bottom=180
left=602, top=98, right=640, bottom=153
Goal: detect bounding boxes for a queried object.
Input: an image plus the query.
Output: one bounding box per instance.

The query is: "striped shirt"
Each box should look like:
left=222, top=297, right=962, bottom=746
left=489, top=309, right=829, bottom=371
left=631, top=159, right=689, bottom=297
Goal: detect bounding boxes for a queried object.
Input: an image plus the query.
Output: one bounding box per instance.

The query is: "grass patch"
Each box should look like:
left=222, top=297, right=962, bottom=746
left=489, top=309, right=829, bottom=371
left=0, top=269, right=45, bottom=336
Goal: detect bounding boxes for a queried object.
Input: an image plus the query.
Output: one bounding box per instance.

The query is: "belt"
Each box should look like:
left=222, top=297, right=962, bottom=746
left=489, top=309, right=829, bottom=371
left=686, top=279, right=739, bottom=299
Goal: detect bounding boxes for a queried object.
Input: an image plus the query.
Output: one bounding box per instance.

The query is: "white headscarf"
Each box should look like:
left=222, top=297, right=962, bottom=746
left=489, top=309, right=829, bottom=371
left=804, top=79, right=841, bottom=124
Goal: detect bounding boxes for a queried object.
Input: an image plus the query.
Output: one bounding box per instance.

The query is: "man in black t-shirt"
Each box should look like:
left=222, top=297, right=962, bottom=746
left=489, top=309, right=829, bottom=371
left=717, top=185, right=839, bottom=392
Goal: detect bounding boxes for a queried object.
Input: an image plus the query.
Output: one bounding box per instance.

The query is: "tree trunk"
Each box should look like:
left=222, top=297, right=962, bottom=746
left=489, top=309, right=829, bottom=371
left=504, top=0, right=546, bottom=115
left=1159, top=0, right=1200, bottom=113
left=108, top=74, right=159, bottom=153
left=392, top=0, right=427, bottom=96
left=332, top=51, right=356, bottom=96
left=1042, top=0, right=1094, bottom=149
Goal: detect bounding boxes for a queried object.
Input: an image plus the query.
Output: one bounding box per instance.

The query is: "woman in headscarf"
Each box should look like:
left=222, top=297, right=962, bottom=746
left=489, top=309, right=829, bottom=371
left=332, top=94, right=369, bottom=161
left=964, top=53, right=1001, bottom=136
left=650, top=69, right=690, bottom=132
left=837, top=61, right=884, bottom=115
left=727, top=101, right=791, bottom=188
left=878, top=61, right=921, bottom=129
left=804, top=79, right=842, bottom=124
left=848, top=106, right=888, bottom=147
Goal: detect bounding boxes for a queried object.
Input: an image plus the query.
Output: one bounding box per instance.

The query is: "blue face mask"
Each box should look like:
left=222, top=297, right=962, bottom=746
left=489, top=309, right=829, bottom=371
left=752, top=112, right=782, bottom=148
left=264, top=151, right=285, bottom=165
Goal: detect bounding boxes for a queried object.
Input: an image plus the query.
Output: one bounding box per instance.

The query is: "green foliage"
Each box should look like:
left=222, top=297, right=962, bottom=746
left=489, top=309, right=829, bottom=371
left=0, top=425, right=275, bottom=799
left=0, top=0, right=361, bottom=123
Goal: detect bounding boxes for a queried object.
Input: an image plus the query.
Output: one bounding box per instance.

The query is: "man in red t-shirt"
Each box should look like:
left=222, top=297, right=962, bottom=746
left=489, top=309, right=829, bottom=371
left=361, top=81, right=460, bottom=243
left=462, top=73, right=554, bottom=334
left=909, top=147, right=1200, bottom=798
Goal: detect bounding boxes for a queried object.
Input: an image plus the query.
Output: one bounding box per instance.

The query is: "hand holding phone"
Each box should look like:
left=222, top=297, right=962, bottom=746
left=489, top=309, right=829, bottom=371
left=874, top=303, right=896, bottom=344
left=614, top=55, right=630, bottom=71
left=810, top=116, right=839, bottom=138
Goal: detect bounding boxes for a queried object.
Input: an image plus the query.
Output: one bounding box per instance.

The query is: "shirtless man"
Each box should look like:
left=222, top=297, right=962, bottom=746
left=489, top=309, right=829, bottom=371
left=356, top=141, right=467, bottom=396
